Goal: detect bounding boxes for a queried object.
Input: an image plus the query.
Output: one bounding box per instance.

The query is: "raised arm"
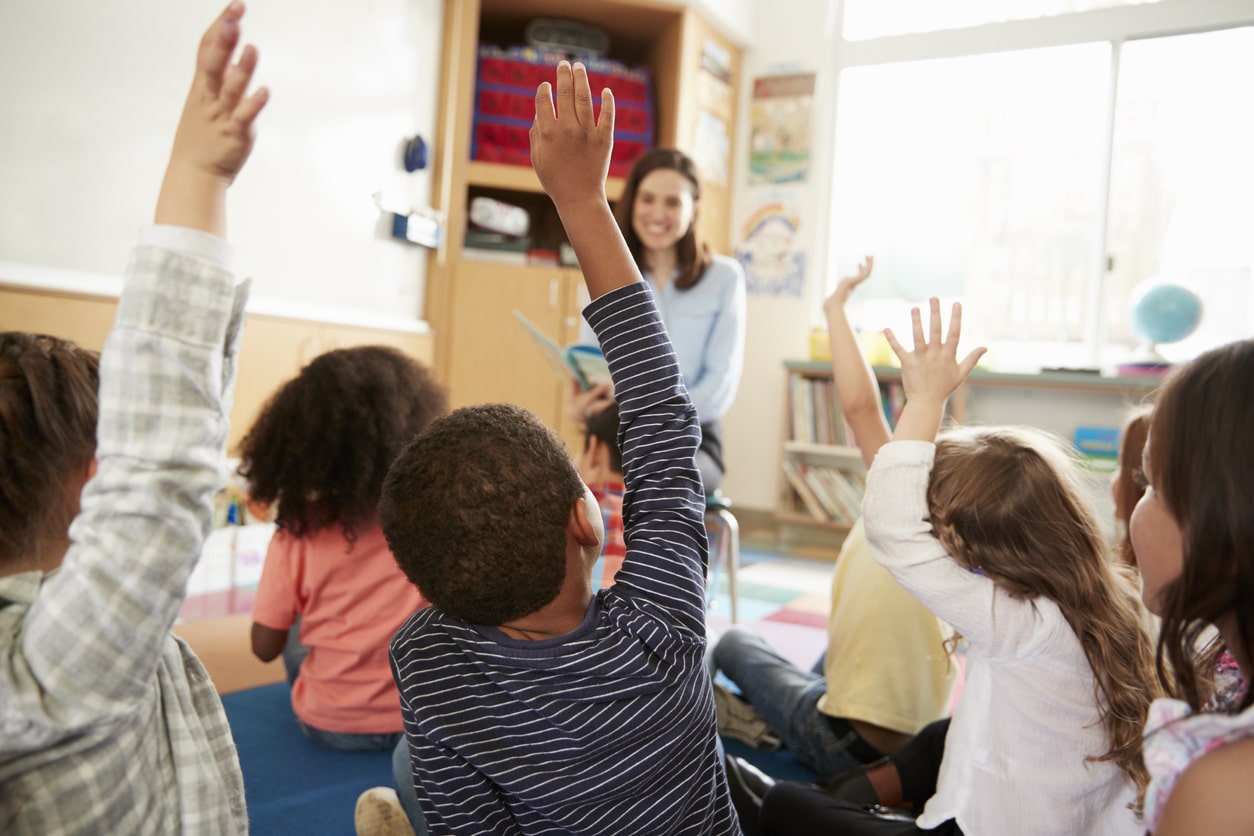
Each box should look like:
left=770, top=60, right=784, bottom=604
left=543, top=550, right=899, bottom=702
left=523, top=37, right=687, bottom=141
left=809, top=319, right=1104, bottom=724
left=156, top=0, right=268, bottom=236
left=14, top=2, right=267, bottom=723
left=530, top=62, right=641, bottom=300
left=824, top=255, right=891, bottom=467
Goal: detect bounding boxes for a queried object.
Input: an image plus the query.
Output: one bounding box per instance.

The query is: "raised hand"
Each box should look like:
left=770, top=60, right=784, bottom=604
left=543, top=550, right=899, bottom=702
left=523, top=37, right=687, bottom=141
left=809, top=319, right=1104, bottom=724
left=823, top=255, right=874, bottom=315
left=530, top=61, right=615, bottom=210
left=884, top=298, right=986, bottom=441
left=156, top=1, right=269, bottom=234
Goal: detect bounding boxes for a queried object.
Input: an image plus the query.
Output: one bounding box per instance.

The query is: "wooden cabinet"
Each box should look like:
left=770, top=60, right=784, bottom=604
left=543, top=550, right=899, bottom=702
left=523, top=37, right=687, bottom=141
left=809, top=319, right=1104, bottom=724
left=426, top=0, right=741, bottom=448
left=0, top=285, right=434, bottom=454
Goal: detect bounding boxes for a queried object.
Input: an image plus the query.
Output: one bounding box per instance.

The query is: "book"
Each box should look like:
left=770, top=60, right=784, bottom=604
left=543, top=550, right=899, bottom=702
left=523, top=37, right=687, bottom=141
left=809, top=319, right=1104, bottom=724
left=513, top=310, right=610, bottom=391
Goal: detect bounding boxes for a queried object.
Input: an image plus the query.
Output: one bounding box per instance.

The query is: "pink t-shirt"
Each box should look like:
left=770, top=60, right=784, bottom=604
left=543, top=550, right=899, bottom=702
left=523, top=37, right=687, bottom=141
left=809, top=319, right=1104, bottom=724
left=252, top=523, right=428, bottom=733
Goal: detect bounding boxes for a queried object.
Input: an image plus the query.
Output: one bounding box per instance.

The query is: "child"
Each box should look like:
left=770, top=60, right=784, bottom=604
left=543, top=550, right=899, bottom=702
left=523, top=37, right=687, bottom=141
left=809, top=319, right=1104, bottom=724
left=1111, top=407, right=1152, bottom=567
left=766, top=299, right=1159, bottom=834
left=242, top=345, right=444, bottom=750
left=576, top=401, right=626, bottom=587
left=0, top=4, right=265, bottom=830
left=1132, top=338, right=1254, bottom=833
left=715, top=257, right=954, bottom=789
left=376, top=62, right=739, bottom=834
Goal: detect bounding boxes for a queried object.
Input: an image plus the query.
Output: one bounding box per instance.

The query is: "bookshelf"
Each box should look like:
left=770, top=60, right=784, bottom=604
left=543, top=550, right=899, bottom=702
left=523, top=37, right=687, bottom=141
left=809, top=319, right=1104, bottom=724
left=777, top=365, right=868, bottom=531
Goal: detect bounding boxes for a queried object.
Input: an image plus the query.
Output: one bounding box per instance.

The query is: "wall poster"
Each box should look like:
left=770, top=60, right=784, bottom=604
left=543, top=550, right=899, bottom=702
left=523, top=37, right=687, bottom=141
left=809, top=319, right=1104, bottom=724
left=748, top=72, right=816, bottom=185
left=736, top=195, right=806, bottom=298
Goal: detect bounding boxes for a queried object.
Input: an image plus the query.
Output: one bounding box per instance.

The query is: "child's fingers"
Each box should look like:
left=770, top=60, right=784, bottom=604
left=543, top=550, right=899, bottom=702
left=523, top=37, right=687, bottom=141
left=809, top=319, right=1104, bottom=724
left=597, top=87, right=615, bottom=136
left=220, top=44, right=258, bottom=113
left=945, top=301, right=964, bottom=349
left=957, top=346, right=987, bottom=379
left=927, top=297, right=942, bottom=348
left=233, top=86, right=270, bottom=129
left=199, top=1, right=245, bottom=94
left=533, top=81, right=555, bottom=139
left=884, top=327, right=907, bottom=361
left=571, top=63, right=596, bottom=127
left=910, top=306, right=925, bottom=352
left=554, top=60, right=573, bottom=121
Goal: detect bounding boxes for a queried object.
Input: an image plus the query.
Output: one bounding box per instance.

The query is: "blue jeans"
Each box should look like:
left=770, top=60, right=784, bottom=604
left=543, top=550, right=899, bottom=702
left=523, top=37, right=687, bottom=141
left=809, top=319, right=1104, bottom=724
left=282, top=622, right=402, bottom=753
left=712, top=626, right=866, bottom=780
left=392, top=737, right=429, bottom=836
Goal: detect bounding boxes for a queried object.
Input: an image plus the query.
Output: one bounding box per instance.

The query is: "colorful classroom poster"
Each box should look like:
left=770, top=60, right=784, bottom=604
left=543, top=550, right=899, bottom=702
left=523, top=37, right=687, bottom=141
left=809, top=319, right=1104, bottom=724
left=736, top=197, right=806, bottom=297
left=748, top=72, right=816, bottom=185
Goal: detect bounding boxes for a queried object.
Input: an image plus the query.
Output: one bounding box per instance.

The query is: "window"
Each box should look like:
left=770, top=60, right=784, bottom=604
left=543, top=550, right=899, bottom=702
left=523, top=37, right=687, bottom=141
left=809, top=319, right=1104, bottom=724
left=826, top=3, right=1254, bottom=371
left=843, top=0, right=1159, bottom=40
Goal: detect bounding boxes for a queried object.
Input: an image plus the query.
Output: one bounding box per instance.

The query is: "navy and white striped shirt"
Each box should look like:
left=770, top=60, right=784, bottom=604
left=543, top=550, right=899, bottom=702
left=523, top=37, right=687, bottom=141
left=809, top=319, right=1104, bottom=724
left=391, top=282, right=738, bottom=834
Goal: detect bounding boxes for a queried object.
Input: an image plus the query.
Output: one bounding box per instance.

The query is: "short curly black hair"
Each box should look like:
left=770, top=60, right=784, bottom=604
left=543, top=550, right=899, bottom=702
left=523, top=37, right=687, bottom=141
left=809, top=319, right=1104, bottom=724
left=379, top=403, right=586, bottom=625
left=238, top=346, right=446, bottom=544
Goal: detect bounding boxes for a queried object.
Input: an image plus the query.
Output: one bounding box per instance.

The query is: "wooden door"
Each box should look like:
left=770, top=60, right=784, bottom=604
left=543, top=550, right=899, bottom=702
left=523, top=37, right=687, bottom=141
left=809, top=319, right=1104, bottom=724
left=445, top=259, right=573, bottom=428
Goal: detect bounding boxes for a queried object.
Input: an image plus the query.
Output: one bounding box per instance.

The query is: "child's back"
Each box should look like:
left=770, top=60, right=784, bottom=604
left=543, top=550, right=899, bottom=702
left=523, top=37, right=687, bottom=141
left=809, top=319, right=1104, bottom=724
left=243, top=345, right=444, bottom=746
left=378, top=61, right=738, bottom=835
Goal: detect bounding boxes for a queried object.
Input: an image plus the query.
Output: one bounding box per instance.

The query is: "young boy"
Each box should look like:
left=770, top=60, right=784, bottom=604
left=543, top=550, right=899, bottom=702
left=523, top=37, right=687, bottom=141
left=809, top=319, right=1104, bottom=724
left=378, top=62, right=739, bottom=834
left=577, top=401, right=626, bottom=588
left=0, top=4, right=267, bottom=831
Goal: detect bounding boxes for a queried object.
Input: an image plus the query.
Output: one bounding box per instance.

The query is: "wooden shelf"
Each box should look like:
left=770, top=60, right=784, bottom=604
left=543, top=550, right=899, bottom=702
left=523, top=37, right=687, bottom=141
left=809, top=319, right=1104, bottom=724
left=466, top=161, right=625, bottom=202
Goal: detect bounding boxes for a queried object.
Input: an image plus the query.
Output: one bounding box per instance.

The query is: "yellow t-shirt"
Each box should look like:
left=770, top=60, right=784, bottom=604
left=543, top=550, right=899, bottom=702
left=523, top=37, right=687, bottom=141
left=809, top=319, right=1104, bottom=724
left=816, top=517, right=955, bottom=734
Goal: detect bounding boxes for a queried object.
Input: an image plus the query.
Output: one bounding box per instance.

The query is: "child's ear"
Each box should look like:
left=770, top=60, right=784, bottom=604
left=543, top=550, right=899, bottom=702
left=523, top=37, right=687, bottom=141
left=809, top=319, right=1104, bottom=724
left=570, top=486, right=605, bottom=558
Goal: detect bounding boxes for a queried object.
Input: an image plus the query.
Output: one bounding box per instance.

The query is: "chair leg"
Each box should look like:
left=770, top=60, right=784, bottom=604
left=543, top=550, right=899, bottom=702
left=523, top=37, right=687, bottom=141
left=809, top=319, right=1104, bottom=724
left=706, top=509, right=740, bottom=624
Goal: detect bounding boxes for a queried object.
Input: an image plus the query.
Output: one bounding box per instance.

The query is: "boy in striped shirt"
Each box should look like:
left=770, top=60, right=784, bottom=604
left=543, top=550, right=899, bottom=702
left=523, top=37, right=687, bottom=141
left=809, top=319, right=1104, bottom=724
left=377, top=61, right=739, bottom=835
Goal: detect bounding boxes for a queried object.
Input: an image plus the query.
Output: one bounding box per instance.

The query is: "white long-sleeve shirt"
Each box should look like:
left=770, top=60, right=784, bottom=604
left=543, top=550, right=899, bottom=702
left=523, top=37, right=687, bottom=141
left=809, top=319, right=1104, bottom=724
left=863, top=441, right=1141, bottom=836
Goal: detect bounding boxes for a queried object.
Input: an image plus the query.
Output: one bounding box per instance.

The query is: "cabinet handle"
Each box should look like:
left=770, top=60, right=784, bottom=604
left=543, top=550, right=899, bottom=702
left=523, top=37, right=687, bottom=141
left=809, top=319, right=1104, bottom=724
left=549, top=278, right=558, bottom=308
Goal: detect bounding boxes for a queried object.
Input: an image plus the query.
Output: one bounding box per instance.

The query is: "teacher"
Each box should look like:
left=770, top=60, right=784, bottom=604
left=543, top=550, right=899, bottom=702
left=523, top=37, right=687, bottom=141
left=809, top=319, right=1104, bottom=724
left=576, top=147, right=747, bottom=495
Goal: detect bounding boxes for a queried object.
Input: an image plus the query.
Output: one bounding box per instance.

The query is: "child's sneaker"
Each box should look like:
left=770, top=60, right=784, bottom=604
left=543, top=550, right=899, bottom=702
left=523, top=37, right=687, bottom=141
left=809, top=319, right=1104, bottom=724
left=354, top=786, right=416, bottom=836
left=713, top=682, right=782, bottom=751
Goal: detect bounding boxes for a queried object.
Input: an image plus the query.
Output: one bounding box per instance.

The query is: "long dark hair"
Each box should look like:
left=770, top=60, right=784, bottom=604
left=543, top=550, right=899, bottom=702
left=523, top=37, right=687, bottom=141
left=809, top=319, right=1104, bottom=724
left=614, top=148, right=712, bottom=290
left=1149, top=338, right=1254, bottom=714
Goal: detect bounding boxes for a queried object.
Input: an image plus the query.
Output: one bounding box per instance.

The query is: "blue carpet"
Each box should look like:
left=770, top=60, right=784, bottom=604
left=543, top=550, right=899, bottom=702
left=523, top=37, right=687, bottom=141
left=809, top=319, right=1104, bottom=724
left=722, top=736, right=821, bottom=783
left=221, top=683, right=393, bottom=836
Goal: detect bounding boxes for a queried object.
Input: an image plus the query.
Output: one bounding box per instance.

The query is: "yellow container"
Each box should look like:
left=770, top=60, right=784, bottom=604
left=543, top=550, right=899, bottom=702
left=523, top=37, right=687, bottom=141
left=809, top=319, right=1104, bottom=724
left=808, top=327, right=831, bottom=362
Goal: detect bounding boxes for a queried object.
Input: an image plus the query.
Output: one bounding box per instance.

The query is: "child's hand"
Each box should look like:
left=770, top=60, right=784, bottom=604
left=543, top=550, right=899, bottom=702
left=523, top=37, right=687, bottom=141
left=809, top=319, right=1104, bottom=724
left=885, top=298, right=985, bottom=434
left=156, top=2, right=268, bottom=234
left=569, top=381, right=614, bottom=423
left=823, top=255, right=874, bottom=316
left=530, top=61, right=614, bottom=210
left=170, top=2, right=268, bottom=186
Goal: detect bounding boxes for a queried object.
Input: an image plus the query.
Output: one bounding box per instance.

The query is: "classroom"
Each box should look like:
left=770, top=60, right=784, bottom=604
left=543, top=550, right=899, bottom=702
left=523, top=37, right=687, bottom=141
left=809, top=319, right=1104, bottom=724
left=1, top=1, right=1251, bottom=834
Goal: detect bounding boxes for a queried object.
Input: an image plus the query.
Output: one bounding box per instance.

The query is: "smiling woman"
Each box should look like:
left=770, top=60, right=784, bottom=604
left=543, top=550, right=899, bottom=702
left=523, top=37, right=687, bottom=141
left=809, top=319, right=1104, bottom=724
left=576, top=147, right=748, bottom=495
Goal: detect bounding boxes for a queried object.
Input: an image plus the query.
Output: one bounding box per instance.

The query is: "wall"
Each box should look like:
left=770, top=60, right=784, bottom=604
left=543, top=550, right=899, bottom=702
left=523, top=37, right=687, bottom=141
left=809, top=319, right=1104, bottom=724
left=0, top=0, right=443, bottom=321
left=720, top=0, right=837, bottom=511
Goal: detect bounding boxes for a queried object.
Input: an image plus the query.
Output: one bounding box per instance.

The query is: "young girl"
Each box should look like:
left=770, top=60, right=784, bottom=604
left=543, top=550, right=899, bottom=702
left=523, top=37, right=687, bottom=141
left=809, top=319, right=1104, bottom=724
left=782, top=299, right=1158, bottom=835
left=1132, top=338, right=1254, bottom=833
left=243, top=345, right=446, bottom=751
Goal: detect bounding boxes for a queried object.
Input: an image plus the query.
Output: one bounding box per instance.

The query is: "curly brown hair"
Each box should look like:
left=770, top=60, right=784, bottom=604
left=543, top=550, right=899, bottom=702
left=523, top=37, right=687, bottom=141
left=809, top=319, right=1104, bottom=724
left=0, top=333, right=100, bottom=568
left=237, top=346, right=446, bottom=545
left=614, top=147, right=713, bottom=291
left=379, top=403, right=586, bottom=625
left=928, top=426, right=1160, bottom=804
left=1148, top=338, right=1254, bottom=715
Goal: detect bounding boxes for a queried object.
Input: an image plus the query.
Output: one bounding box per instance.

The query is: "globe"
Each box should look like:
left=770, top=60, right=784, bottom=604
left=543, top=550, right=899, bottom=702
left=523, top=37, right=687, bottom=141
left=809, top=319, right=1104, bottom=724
left=1130, top=281, right=1203, bottom=346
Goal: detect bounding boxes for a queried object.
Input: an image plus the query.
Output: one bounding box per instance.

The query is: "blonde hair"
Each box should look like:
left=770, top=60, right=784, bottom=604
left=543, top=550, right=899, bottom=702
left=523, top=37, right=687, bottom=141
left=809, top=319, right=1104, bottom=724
left=928, top=426, right=1160, bottom=804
